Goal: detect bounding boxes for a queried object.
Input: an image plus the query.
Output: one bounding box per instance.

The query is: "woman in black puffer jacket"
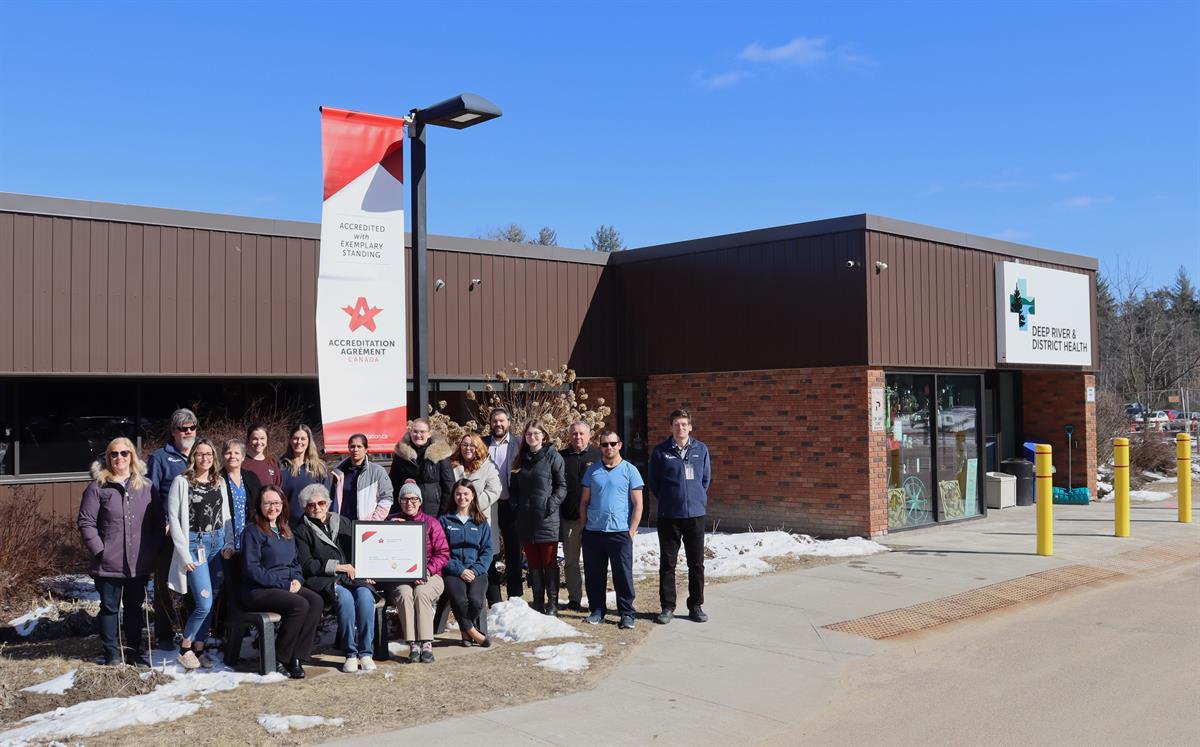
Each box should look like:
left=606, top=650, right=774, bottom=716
left=509, top=420, right=566, bottom=616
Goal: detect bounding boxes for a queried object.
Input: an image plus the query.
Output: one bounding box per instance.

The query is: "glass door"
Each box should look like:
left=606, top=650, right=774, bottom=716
left=936, top=376, right=982, bottom=519
left=885, top=374, right=935, bottom=529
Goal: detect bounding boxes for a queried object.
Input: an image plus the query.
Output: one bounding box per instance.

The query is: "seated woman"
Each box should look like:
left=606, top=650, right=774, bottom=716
left=241, top=485, right=323, bottom=679
left=167, top=438, right=233, bottom=669
left=439, top=479, right=494, bottom=647
left=385, top=481, right=449, bottom=663
left=293, top=483, right=378, bottom=673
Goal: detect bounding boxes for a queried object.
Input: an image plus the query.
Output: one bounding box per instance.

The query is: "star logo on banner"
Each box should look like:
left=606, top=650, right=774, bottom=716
left=342, top=297, right=383, bottom=332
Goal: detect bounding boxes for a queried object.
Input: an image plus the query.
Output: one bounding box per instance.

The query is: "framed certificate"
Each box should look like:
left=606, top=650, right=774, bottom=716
left=351, top=521, right=428, bottom=582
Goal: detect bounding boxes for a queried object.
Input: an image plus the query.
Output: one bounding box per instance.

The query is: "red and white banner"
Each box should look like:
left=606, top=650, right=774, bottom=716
left=317, top=107, right=408, bottom=453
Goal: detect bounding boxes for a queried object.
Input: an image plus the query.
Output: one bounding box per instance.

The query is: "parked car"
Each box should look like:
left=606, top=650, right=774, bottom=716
left=1165, top=409, right=1181, bottom=420
left=1124, top=403, right=1147, bottom=420
left=1145, top=411, right=1170, bottom=428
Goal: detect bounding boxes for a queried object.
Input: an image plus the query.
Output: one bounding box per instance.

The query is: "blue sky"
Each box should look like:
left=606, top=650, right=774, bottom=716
left=1, top=0, right=1196, bottom=287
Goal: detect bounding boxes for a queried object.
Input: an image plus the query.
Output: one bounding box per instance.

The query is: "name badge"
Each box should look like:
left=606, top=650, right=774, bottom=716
left=684, top=463, right=695, bottom=481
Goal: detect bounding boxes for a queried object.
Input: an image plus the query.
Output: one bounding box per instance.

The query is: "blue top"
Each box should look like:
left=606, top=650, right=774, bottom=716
left=240, top=523, right=303, bottom=593
left=279, top=460, right=334, bottom=518
left=226, top=477, right=248, bottom=551
left=582, top=460, right=645, bottom=532
left=146, top=442, right=188, bottom=517
left=648, top=437, right=711, bottom=519
left=439, top=513, right=494, bottom=577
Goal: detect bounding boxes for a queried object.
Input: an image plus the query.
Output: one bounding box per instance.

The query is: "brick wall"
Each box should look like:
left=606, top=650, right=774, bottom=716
left=644, top=367, right=886, bottom=538
left=1021, top=371, right=1097, bottom=495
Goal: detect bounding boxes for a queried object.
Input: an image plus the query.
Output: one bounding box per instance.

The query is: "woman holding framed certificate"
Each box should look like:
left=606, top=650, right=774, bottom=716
left=384, top=481, right=450, bottom=663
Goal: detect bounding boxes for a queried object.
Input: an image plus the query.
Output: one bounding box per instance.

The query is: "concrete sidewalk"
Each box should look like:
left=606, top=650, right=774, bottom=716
left=327, top=502, right=1199, bottom=746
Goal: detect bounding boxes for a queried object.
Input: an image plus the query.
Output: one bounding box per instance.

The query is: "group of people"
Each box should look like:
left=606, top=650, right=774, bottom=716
left=76, top=405, right=712, bottom=680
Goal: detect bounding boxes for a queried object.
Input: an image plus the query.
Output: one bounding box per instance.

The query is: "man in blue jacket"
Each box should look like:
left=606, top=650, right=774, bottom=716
left=648, top=408, right=711, bottom=624
left=145, top=408, right=198, bottom=648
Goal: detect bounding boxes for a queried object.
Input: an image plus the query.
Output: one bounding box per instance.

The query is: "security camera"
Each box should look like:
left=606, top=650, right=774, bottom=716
left=434, top=279, right=446, bottom=291
left=846, top=260, right=857, bottom=269
left=875, top=261, right=889, bottom=271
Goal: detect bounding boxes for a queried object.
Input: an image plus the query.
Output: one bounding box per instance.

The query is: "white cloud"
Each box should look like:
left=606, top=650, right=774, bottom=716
left=737, top=36, right=875, bottom=69
left=1054, top=195, right=1114, bottom=209
left=691, top=70, right=750, bottom=91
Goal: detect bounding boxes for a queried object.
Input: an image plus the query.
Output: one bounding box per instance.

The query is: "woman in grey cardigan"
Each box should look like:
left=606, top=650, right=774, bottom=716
left=77, top=437, right=159, bottom=666
left=167, top=437, right=234, bottom=669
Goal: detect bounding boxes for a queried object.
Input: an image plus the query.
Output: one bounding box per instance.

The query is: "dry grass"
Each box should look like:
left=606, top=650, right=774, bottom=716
left=0, top=487, right=89, bottom=616
left=1, top=550, right=864, bottom=745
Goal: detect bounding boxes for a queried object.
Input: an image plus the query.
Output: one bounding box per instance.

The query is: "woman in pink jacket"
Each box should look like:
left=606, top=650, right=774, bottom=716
left=385, top=480, right=450, bottom=663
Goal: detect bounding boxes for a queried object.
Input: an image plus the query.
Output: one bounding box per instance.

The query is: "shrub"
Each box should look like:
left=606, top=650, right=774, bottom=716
left=1129, top=433, right=1176, bottom=476
left=141, top=397, right=322, bottom=459
left=1094, top=390, right=1130, bottom=468
left=0, top=486, right=88, bottom=606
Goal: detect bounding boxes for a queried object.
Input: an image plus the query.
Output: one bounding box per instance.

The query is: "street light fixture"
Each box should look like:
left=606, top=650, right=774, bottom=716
left=408, top=93, right=502, bottom=419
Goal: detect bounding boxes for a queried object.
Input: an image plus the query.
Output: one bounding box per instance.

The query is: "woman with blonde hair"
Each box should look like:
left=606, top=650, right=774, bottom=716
left=279, top=424, right=332, bottom=517
left=167, top=437, right=234, bottom=669
left=451, top=431, right=502, bottom=602
left=510, top=420, right=566, bottom=615
left=78, top=437, right=159, bottom=666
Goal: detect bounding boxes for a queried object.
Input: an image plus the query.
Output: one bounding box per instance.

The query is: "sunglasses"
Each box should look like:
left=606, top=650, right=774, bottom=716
left=109, top=450, right=131, bottom=458
left=177, top=425, right=197, bottom=433
left=307, top=501, right=329, bottom=508
left=600, top=441, right=620, bottom=448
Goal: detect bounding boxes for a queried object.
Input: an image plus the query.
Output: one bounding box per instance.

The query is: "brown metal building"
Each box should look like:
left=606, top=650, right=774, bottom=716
left=1, top=193, right=1097, bottom=536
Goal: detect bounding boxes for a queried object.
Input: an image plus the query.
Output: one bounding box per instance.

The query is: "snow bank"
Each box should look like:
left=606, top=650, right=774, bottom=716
left=257, top=714, right=344, bottom=734
left=0, top=668, right=285, bottom=745
left=524, top=642, right=603, bottom=673
left=486, top=599, right=583, bottom=643
left=38, top=574, right=99, bottom=602
left=21, top=669, right=77, bottom=695
left=631, top=530, right=887, bottom=579
left=1130, top=489, right=1172, bottom=502
left=8, top=605, right=55, bottom=637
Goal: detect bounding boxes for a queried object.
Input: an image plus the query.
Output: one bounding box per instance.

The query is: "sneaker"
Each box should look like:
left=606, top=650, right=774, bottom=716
left=618, top=614, right=636, bottom=630
left=177, top=649, right=200, bottom=670
left=407, top=643, right=420, bottom=664
left=655, top=610, right=674, bottom=625
left=585, top=610, right=604, bottom=625
left=359, top=655, right=377, bottom=672
left=419, top=641, right=435, bottom=664
left=342, top=656, right=359, bottom=673
left=688, top=605, right=708, bottom=623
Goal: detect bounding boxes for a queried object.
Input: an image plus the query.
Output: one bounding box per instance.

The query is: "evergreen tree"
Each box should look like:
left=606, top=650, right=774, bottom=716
left=529, top=227, right=558, bottom=246
left=1171, top=266, right=1198, bottom=315
left=589, top=224, right=624, bottom=253
left=488, top=223, right=527, bottom=243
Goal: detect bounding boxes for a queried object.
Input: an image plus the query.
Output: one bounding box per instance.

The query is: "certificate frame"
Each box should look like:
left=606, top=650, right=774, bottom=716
left=351, top=521, right=428, bottom=582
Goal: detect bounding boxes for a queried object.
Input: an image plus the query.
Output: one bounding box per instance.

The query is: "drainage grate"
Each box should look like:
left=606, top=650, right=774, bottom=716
left=822, top=540, right=1199, bottom=640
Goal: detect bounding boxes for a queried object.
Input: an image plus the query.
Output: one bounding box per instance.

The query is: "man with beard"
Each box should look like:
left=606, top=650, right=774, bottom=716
left=483, top=407, right=522, bottom=600
left=146, top=408, right=198, bottom=649
left=388, top=419, right=455, bottom=518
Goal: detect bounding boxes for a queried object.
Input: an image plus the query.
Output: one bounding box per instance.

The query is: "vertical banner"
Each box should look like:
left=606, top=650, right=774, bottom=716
left=318, top=107, right=408, bottom=453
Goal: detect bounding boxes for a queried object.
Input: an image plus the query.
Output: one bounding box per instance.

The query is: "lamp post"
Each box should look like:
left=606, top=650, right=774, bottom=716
left=408, top=93, right=502, bottom=418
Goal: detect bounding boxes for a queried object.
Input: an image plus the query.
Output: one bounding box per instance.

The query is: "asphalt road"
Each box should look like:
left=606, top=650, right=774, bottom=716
left=783, top=560, right=1200, bottom=747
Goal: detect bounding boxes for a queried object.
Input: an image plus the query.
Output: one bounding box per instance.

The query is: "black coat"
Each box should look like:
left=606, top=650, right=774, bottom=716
left=510, top=445, right=567, bottom=544
left=388, top=436, right=456, bottom=517
left=559, top=446, right=600, bottom=521
left=292, top=512, right=374, bottom=607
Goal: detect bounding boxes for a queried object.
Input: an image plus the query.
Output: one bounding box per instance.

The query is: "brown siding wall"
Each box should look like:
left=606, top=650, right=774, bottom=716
left=0, top=211, right=609, bottom=379
left=614, top=232, right=869, bottom=377
left=865, top=231, right=1098, bottom=371
left=0, top=479, right=90, bottom=518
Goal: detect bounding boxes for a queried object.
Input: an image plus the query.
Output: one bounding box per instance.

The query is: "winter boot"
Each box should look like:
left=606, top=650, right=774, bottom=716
left=528, top=569, right=546, bottom=614
left=545, top=565, right=561, bottom=617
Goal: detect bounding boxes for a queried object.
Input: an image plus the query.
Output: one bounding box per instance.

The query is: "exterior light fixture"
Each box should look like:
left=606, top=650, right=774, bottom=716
left=469, top=278, right=483, bottom=291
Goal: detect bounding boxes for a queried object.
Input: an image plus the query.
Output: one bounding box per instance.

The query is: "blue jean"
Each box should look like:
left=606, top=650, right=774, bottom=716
left=182, top=530, right=225, bottom=643
left=334, top=584, right=376, bottom=658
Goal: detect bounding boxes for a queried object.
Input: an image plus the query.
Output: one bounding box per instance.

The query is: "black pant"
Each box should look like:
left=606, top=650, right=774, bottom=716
left=658, top=515, right=706, bottom=611
left=498, top=500, right=523, bottom=597
left=443, top=573, right=488, bottom=631
left=152, top=542, right=175, bottom=644
left=243, top=586, right=323, bottom=663
left=95, top=575, right=148, bottom=661
left=582, top=529, right=634, bottom=617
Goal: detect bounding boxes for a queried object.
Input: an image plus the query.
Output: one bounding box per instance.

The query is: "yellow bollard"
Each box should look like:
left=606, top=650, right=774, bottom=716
left=1036, top=443, right=1053, bottom=556
left=1178, top=433, right=1192, bottom=524
left=1114, top=437, right=1130, bottom=537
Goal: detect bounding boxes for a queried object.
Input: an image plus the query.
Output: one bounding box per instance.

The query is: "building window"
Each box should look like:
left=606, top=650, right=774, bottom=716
left=17, top=379, right=140, bottom=475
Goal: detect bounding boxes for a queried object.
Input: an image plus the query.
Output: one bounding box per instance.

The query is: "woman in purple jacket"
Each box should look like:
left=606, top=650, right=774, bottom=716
left=78, top=437, right=160, bottom=666
left=241, top=484, right=323, bottom=679
left=385, top=480, right=450, bottom=663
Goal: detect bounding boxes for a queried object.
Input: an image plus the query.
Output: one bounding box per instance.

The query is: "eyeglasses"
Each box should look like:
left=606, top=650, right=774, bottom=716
left=195, top=452, right=215, bottom=459
left=261, top=501, right=283, bottom=508
left=400, top=496, right=422, bottom=503
left=109, top=450, right=131, bottom=458
left=177, top=425, right=197, bottom=433
left=600, top=442, right=620, bottom=448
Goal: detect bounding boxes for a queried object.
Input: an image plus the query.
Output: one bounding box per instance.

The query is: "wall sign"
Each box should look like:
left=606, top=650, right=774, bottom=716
left=871, top=387, right=885, bottom=431
left=995, top=261, right=1093, bottom=366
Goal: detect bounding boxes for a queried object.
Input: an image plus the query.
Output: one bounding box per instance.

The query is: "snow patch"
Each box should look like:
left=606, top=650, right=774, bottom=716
left=631, top=530, right=887, bottom=579
left=257, top=714, right=344, bottom=734
left=1130, top=489, right=1172, bottom=503
left=38, top=575, right=99, bottom=602
left=0, top=667, right=285, bottom=745
left=21, top=669, right=77, bottom=695
left=486, top=599, right=583, bottom=643
left=8, top=605, right=55, bottom=637
left=524, top=642, right=604, bottom=673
